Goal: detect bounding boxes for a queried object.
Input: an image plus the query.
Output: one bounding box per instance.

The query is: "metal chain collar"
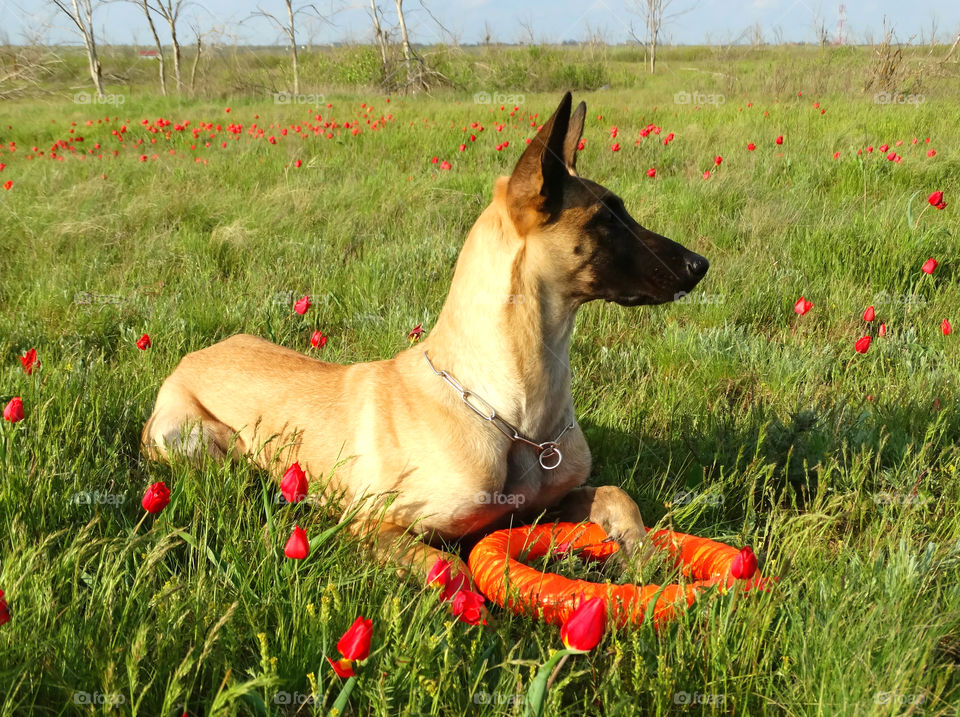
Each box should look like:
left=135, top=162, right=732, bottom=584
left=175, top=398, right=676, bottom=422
left=423, top=351, right=574, bottom=470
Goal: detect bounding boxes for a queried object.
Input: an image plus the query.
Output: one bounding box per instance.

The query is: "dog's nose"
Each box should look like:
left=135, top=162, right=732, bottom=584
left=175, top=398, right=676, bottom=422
left=684, top=253, right=709, bottom=279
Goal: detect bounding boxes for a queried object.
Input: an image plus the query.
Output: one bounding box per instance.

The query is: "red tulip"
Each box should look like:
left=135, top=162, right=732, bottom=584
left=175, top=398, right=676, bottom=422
left=294, top=295, right=311, bottom=314
left=714, top=155, right=722, bottom=166
left=440, top=160, right=451, bottom=170
left=293, top=159, right=302, bottom=168
left=0, top=589, right=8, bottom=626
left=328, top=657, right=355, bottom=678
left=337, top=616, right=373, bottom=660
left=854, top=336, right=871, bottom=354
left=310, top=330, right=327, bottom=349
left=284, top=525, right=310, bottom=559
left=136, top=333, right=151, bottom=350
left=943, top=319, right=953, bottom=336
left=3, top=397, right=24, bottom=423
left=19, top=348, right=38, bottom=375
left=921, top=258, right=938, bottom=275
left=141, top=481, right=170, bottom=514
left=928, top=191, right=946, bottom=210
left=702, top=170, right=710, bottom=179
left=430, top=156, right=438, bottom=164
left=441, top=572, right=469, bottom=601
left=833, top=151, right=841, bottom=159
left=327, top=615, right=373, bottom=677
left=3, top=180, right=12, bottom=191
left=794, top=296, right=813, bottom=315
left=879, top=323, right=887, bottom=336
left=576, top=139, right=585, bottom=151
left=646, top=167, right=656, bottom=178
left=927, top=149, right=936, bottom=157
left=863, top=306, right=875, bottom=322
left=886, top=151, right=897, bottom=161
left=451, top=589, right=487, bottom=625
left=611, top=143, right=620, bottom=152
left=426, top=557, right=451, bottom=588
left=747, top=142, right=756, bottom=151
left=775, top=135, right=783, bottom=145
left=730, top=546, right=758, bottom=579
left=560, top=597, right=606, bottom=652
left=280, top=462, right=309, bottom=503
left=458, top=143, right=466, bottom=151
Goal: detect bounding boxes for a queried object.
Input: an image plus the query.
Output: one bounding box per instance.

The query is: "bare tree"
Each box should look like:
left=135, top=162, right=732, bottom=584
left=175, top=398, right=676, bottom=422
left=149, top=0, right=186, bottom=93
left=944, top=32, right=960, bottom=61
left=393, top=0, right=416, bottom=86
left=0, top=21, right=61, bottom=100
left=51, top=0, right=104, bottom=97
left=517, top=16, right=535, bottom=46
left=369, top=0, right=388, bottom=72
left=629, top=0, right=696, bottom=74
left=189, top=21, right=204, bottom=93
left=254, top=1, right=332, bottom=95
left=809, top=4, right=830, bottom=46
left=136, top=0, right=166, bottom=95
left=927, top=15, right=938, bottom=46
left=482, top=20, right=493, bottom=47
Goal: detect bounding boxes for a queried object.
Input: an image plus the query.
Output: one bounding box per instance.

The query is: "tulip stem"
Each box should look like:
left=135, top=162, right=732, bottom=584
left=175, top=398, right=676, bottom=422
left=329, top=675, right=357, bottom=716
left=131, top=511, right=149, bottom=536
left=545, top=653, right=570, bottom=690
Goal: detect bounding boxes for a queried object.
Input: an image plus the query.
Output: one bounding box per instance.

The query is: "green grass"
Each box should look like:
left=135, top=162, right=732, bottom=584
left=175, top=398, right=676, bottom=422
left=1, top=45, right=959, bottom=715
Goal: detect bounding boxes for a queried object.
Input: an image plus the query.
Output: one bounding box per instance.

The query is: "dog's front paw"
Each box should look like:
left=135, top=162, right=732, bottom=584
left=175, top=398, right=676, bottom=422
left=611, top=529, right=656, bottom=568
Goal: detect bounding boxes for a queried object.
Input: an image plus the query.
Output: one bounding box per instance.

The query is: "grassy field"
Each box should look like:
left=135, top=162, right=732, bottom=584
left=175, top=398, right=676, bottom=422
left=1, top=45, right=960, bottom=715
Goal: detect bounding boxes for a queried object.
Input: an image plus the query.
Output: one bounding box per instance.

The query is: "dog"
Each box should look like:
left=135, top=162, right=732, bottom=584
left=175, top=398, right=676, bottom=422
left=141, top=92, right=708, bottom=582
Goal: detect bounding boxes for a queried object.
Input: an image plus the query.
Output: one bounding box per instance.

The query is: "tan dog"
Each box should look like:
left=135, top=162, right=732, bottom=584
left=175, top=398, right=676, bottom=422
left=142, top=92, right=708, bottom=581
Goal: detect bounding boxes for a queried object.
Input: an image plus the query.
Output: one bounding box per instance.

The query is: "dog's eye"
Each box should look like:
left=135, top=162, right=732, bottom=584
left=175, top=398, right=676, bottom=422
left=596, top=199, right=622, bottom=222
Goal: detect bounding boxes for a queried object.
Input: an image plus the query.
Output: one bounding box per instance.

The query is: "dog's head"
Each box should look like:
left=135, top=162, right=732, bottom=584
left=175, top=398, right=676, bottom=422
left=503, top=92, right=708, bottom=306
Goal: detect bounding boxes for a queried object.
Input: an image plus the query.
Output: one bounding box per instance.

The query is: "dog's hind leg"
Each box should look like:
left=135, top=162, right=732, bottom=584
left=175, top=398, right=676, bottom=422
left=141, top=381, right=240, bottom=464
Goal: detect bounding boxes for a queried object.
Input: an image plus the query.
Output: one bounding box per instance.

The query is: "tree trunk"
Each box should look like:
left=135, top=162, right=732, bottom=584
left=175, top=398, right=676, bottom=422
left=647, top=0, right=658, bottom=74
left=189, top=33, right=201, bottom=93
left=370, top=0, right=388, bottom=71
left=286, top=0, right=298, bottom=94
left=72, top=0, right=104, bottom=97
left=394, top=0, right=419, bottom=89
left=169, top=21, right=182, bottom=92
left=141, top=0, right=166, bottom=95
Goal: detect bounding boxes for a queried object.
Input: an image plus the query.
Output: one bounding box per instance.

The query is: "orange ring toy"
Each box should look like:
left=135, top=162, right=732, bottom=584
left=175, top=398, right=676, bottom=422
left=468, top=522, right=772, bottom=628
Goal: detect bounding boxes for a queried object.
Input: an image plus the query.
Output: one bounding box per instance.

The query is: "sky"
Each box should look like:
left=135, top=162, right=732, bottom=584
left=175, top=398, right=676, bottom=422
left=2, top=0, right=958, bottom=47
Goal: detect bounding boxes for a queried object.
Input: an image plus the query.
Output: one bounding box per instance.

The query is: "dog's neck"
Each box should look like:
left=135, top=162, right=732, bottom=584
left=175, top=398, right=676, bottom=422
left=421, top=178, right=577, bottom=439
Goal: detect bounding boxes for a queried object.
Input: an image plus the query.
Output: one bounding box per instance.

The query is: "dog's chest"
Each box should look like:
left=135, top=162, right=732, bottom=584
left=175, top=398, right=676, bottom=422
left=501, top=437, right=590, bottom=510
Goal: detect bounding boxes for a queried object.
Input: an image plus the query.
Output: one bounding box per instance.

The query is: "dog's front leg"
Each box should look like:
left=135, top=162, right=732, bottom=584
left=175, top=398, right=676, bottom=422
left=554, top=485, right=650, bottom=559
left=349, top=519, right=471, bottom=584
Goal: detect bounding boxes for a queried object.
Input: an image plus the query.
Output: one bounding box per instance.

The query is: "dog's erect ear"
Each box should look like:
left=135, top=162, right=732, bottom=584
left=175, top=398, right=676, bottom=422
left=506, top=92, right=572, bottom=234
left=562, top=101, right=586, bottom=175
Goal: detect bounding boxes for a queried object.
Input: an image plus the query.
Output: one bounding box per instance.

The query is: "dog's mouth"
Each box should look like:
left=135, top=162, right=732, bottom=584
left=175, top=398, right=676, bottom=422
left=605, top=294, right=660, bottom=307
